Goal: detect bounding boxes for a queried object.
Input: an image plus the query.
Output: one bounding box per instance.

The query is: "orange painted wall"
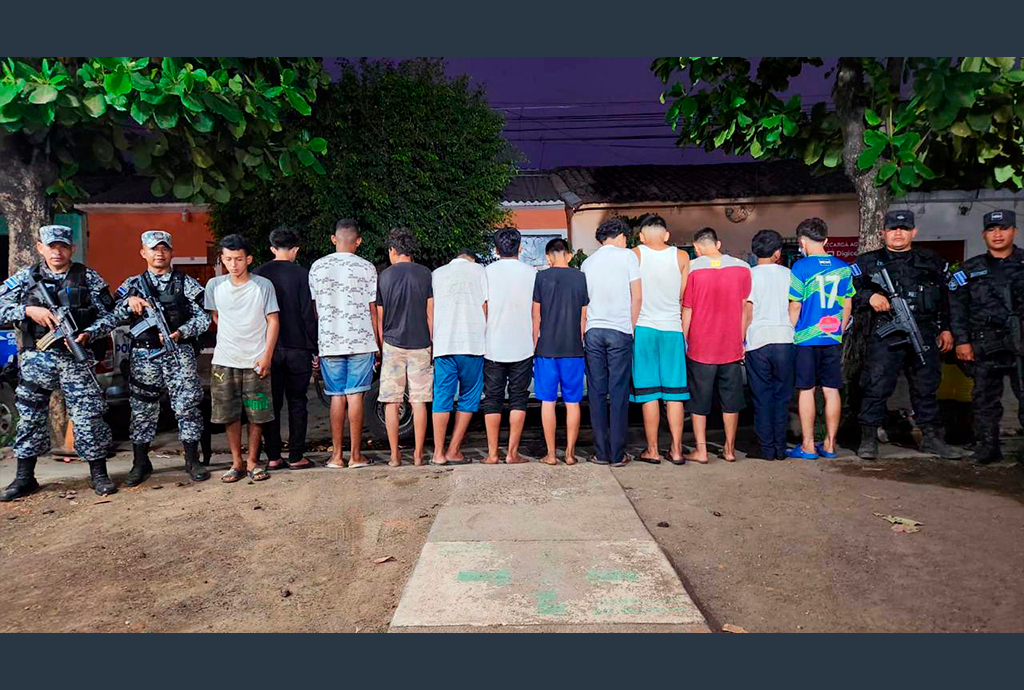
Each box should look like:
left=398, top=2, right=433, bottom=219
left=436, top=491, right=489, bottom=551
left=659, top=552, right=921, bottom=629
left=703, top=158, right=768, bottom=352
left=85, top=210, right=214, bottom=289
left=508, top=206, right=568, bottom=231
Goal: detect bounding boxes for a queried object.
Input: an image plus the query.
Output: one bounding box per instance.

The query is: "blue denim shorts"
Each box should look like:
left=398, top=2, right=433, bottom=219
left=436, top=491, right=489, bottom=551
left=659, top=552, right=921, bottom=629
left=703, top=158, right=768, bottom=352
left=320, top=353, right=375, bottom=396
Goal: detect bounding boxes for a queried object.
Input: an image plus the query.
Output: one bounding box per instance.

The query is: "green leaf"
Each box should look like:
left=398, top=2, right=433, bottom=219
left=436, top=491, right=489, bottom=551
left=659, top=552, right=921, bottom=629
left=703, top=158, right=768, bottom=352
left=760, top=114, right=781, bottom=129
left=994, top=165, right=1014, bottom=183
left=914, top=160, right=937, bottom=180
left=150, top=177, right=170, bottom=198
left=892, top=132, right=921, bottom=152
left=285, top=89, right=311, bottom=116
left=92, top=137, right=114, bottom=164
left=822, top=146, right=842, bottom=168
left=278, top=150, right=293, bottom=175
left=857, top=146, right=882, bottom=170
left=950, top=121, right=972, bottom=137
left=984, top=57, right=1015, bottom=71
left=960, top=57, right=984, bottom=72
left=180, top=93, right=204, bottom=112
left=803, top=139, right=822, bottom=165
left=104, top=70, right=132, bottom=97
left=154, top=104, right=179, bottom=129
left=296, top=148, right=315, bottom=167
left=82, top=93, right=107, bottom=118
left=200, top=93, right=243, bottom=123
left=0, top=83, right=19, bottom=107
left=133, top=146, right=152, bottom=170
left=966, top=111, right=991, bottom=132
left=28, top=84, right=58, bottom=104
left=736, top=112, right=752, bottom=128
left=308, top=137, right=327, bottom=153
left=281, top=69, right=296, bottom=86
left=172, top=176, right=194, bottom=199
left=890, top=177, right=907, bottom=197
left=863, top=129, right=888, bottom=149
left=1005, top=70, right=1024, bottom=83
left=186, top=110, right=215, bottom=133
left=781, top=117, right=797, bottom=137
left=731, top=96, right=746, bottom=108
left=877, top=161, right=898, bottom=181
left=713, top=128, right=730, bottom=147
left=212, top=186, right=231, bottom=203
left=679, top=96, right=698, bottom=118
left=228, top=74, right=243, bottom=94
left=310, top=159, right=326, bottom=175
left=864, top=108, right=882, bottom=126
left=898, top=166, right=919, bottom=187
left=191, top=147, right=214, bottom=168
left=750, top=140, right=764, bottom=158
left=130, top=99, right=151, bottom=125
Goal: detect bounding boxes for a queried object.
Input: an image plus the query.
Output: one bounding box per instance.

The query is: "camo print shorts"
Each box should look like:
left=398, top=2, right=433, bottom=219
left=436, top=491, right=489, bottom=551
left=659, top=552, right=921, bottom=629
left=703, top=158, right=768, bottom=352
left=378, top=343, right=433, bottom=403
left=210, top=364, right=274, bottom=425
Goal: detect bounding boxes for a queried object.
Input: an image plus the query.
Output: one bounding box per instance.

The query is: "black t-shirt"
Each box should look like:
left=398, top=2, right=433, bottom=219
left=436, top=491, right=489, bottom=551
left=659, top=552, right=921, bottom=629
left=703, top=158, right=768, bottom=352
left=253, top=260, right=318, bottom=351
left=376, top=261, right=433, bottom=349
left=533, top=267, right=589, bottom=358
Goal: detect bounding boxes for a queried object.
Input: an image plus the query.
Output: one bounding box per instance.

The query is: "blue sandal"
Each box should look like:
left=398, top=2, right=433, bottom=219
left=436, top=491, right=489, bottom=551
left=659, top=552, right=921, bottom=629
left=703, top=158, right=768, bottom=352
left=785, top=446, right=819, bottom=460
left=815, top=444, right=838, bottom=459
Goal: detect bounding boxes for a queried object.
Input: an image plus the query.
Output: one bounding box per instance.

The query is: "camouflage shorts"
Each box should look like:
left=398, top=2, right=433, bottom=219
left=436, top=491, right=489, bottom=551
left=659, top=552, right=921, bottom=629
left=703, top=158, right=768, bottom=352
left=210, top=364, right=274, bottom=424
left=379, top=343, right=433, bottom=403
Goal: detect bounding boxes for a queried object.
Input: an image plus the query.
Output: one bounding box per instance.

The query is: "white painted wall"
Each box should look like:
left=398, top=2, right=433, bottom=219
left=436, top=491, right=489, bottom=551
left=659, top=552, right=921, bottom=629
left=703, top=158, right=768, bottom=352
left=890, top=189, right=1024, bottom=260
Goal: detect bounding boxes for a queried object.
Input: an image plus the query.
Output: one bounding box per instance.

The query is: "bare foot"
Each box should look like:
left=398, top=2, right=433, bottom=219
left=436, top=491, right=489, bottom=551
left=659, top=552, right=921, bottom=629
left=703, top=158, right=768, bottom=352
left=722, top=446, right=737, bottom=462
left=431, top=452, right=448, bottom=466
left=348, top=454, right=371, bottom=469
left=540, top=455, right=558, bottom=466
left=564, top=455, right=578, bottom=466
left=413, top=456, right=425, bottom=466
left=722, top=454, right=737, bottom=463
left=326, top=453, right=345, bottom=468
left=506, top=453, right=530, bottom=464
left=481, top=455, right=501, bottom=465
left=684, top=450, right=709, bottom=464
left=388, top=457, right=402, bottom=468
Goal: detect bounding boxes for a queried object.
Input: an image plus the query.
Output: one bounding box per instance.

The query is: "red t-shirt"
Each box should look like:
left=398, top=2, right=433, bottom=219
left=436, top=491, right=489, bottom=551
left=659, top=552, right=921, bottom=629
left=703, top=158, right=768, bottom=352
left=683, top=254, right=752, bottom=364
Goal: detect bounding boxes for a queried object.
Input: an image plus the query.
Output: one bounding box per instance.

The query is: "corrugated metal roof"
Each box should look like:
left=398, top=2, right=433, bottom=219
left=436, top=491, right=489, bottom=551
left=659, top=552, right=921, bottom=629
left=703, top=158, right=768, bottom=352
left=502, top=174, right=562, bottom=204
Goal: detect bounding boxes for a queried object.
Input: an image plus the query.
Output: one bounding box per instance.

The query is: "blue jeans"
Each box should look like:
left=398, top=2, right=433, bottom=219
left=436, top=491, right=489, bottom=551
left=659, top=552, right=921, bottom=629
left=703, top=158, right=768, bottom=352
left=585, top=328, right=633, bottom=463
left=744, top=343, right=795, bottom=457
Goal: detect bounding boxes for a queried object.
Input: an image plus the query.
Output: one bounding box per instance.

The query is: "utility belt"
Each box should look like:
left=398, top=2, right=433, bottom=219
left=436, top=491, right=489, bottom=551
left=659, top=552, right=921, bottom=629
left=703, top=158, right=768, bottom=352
left=972, top=329, right=1019, bottom=358
left=129, top=334, right=195, bottom=351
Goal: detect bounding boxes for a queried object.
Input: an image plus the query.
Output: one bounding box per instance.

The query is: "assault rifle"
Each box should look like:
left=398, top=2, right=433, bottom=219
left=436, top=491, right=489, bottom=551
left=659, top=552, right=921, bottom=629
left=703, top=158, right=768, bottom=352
left=870, top=267, right=929, bottom=366
left=1001, top=284, right=1024, bottom=385
left=129, top=275, right=178, bottom=359
left=23, top=273, right=101, bottom=391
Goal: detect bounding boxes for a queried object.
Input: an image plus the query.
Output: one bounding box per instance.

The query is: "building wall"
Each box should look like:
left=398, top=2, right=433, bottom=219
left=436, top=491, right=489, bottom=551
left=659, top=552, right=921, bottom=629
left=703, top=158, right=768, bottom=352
left=80, top=207, right=214, bottom=289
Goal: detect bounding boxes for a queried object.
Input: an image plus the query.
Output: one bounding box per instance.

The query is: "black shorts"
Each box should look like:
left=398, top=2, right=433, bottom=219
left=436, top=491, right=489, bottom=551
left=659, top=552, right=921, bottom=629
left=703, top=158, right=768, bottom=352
left=482, top=357, right=533, bottom=414
left=794, top=344, right=844, bottom=390
left=686, top=359, right=746, bottom=416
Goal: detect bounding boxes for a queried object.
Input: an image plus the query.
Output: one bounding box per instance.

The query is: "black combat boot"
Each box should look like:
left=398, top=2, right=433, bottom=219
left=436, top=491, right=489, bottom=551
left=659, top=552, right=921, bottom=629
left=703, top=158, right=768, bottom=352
left=0, top=457, right=40, bottom=502
left=183, top=441, right=209, bottom=482
left=857, top=426, right=879, bottom=459
left=969, top=433, right=1002, bottom=465
left=88, top=460, right=117, bottom=496
left=123, top=443, right=153, bottom=487
left=920, top=426, right=962, bottom=460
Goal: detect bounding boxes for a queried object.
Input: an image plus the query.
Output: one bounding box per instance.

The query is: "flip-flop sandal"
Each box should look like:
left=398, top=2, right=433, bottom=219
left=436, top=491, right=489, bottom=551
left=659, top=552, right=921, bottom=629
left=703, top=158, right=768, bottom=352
left=587, top=455, right=611, bottom=465
left=347, top=461, right=372, bottom=469
left=247, top=467, right=270, bottom=481
left=815, top=444, right=839, bottom=459
left=611, top=454, right=633, bottom=467
left=786, top=446, right=819, bottom=460
left=325, top=462, right=346, bottom=469
left=287, top=459, right=316, bottom=470
left=267, top=459, right=287, bottom=470
left=444, top=457, right=471, bottom=465
left=221, top=468, right=246, bottom=483
left=636, top=451, right=664, bottom=465
left=667, top=456, right=686, bottom=465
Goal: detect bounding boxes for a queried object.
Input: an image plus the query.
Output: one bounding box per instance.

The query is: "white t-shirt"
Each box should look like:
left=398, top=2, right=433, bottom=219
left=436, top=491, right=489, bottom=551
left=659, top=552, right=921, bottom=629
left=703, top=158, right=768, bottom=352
left=308, top=251, right=378, bottom=357
left=484, top=258, right=537, bottom=362
left=581, top=244, right=642, bottom=335
left=432, top=258, right=488, bottom=357
left=745, top=263, right=795, bottom=352
left=205, top=274, right=280, bottom=368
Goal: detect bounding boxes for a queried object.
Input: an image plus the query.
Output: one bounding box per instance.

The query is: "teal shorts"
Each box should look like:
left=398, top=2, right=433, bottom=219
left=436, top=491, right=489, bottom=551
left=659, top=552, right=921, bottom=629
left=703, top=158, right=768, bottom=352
left=630, top=326, right=690, bottom=403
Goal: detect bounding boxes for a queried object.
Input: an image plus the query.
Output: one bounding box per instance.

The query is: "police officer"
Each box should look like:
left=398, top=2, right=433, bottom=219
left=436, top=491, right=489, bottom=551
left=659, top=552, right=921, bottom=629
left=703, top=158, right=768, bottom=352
left=0, top=225, right=117, bottom=501
left=113, top=230, right=211, bottom=485
left=948, top=210, right=1023, bottom=463
left=853, top=210, right=962, bottom=459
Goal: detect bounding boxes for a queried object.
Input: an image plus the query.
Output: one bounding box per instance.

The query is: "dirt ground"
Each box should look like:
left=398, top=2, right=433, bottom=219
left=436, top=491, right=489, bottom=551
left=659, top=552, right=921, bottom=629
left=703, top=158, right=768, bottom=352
left=0, top=463, right=454, bottom=633
left=616, top=455, right=1024, bottom=633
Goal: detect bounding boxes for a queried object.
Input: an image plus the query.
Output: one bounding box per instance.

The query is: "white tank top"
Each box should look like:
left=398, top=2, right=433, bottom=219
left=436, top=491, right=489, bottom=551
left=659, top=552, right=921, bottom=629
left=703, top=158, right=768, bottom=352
left=636, top=245, right=682, bottom=332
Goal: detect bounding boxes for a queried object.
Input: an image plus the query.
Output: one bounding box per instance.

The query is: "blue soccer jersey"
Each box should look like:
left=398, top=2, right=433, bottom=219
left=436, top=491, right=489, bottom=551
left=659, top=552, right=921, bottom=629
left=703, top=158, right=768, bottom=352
left=788, top=254, right=855, bottom=346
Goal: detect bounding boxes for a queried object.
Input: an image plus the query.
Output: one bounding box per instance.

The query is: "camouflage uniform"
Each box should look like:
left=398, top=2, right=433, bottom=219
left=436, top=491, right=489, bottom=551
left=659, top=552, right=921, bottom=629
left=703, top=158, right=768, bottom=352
left=113, top=271, right=210, bottom=444
left=0, top=225, right=117, bottom=500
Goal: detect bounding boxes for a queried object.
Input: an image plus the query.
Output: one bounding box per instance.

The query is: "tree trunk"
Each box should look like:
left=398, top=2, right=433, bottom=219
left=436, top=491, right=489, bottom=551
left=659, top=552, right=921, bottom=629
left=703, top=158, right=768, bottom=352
left=833, top=59, right=893, bottom=444
left=0, top=133, right=69, bottom=447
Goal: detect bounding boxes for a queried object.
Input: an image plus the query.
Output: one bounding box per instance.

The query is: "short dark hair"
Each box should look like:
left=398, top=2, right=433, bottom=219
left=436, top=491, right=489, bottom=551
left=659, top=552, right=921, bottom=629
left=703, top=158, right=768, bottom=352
left=796, top=217, right=828, bottom=243
left=639, top=214, right=668, bottom=231
left=387, top=227, right=417, bottom=257
left=269, top=226, right=301, bottom=250
left=334, top=218, right=360, bottom=241
left=596, top=217, right=630, bottom=244
left=220, top=233, right=250, bottom=255
left=751, top=229, right=783, bottom=258
left=545, top=237, right=570, bottom=255
left=494, top=226, right=522, bottom=258
left=457, top=249, right=478, bottom=262
left=693, top=227, right=718, bottom=245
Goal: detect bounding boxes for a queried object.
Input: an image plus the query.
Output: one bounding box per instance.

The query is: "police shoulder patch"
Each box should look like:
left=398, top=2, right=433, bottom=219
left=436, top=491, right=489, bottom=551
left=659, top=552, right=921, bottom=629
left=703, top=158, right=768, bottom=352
left=851, top=263, right=862, bottom=277
left=115, top=284, right=129, bottom=299
left=948, top=279, right=958, bottom=291
left=969, top=269, right=989, bottom=278
left=953, top=270, right=967, bottom=286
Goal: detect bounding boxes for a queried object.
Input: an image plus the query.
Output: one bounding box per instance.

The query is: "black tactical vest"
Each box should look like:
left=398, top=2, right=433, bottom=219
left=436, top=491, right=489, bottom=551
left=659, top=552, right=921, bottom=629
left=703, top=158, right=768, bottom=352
left=127, top=271, right=194, bottom=347
left=21, top=263, right=98, bottom=348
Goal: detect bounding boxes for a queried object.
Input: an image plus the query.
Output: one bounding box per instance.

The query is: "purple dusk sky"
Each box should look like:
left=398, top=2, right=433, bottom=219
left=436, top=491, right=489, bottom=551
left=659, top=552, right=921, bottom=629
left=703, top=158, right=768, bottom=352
left=328, top=57, right=834, bottom=170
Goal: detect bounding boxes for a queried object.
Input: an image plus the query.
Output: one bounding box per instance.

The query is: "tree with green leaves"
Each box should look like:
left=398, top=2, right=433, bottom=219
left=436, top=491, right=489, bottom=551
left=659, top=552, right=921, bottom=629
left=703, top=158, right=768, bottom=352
left=0, top=57, right=329, bottom=274
left=652, top=57, right=1023, bottom=250
left=211, top=58, right=516, bottom=268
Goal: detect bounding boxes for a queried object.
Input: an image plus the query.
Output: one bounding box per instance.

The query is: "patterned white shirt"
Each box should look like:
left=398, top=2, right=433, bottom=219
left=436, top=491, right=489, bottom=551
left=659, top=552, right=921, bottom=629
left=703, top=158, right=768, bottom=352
left=308, top=251, right=378, bottom=356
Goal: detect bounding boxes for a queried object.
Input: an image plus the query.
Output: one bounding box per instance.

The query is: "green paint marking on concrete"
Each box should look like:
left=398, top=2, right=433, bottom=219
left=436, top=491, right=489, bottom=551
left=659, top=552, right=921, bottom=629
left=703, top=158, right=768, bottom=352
left=457, top=569, right=511, bottom=586
left=586, top=568, right=640, bottom=584
left=534, top=590, right=566, bottom=615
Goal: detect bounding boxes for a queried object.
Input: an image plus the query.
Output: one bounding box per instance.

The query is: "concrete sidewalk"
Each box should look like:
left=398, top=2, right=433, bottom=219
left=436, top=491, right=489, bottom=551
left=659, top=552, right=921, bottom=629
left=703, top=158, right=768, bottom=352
left=388, top=463, right=710, bottom=633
